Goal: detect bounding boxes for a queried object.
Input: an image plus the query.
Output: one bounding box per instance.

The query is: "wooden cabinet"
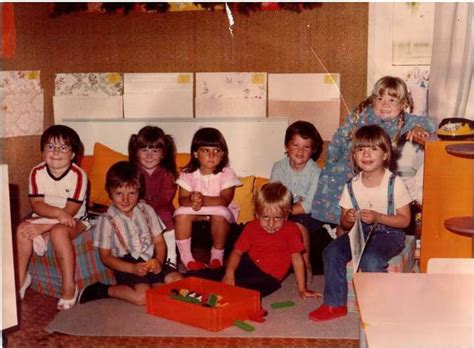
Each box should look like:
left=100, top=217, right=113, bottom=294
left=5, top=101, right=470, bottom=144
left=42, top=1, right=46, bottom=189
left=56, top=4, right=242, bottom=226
left=419, top=141, right=473, bottom=272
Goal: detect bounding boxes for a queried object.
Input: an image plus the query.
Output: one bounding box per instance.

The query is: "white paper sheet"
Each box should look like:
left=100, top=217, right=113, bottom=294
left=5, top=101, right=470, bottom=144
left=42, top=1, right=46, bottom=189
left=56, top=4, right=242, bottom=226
left=124, top=73, right=192, bottom=94
left=268, top=100, right=340, bottom=141
left=349, top=217, right=366, bottom=272
left=349, top=218, right=378, bottom=272
left=1, top=71, right=44, bottom=138
left=195, top=98, right=266, bottom=118
left=195, top=72, right=266, bottom=117
left=53, top=96, right=123, bottom=121
left=1, top=89, right=44, bottom=138
left=123, top=73, right=193, bottom=118
left=55, top=73, right=123, bottom=97
left=268, top=73, right=341, bottom=102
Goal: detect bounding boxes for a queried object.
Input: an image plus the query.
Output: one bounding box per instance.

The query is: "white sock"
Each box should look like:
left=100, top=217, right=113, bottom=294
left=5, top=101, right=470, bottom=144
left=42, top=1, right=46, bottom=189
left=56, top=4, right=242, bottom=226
left=176, top=238, right=194, bottom=266
left=163, top=229, right=177, bottom=264
left=210, top=247, right=225, bottom=263
left=33, top=235, right=48, bottom=256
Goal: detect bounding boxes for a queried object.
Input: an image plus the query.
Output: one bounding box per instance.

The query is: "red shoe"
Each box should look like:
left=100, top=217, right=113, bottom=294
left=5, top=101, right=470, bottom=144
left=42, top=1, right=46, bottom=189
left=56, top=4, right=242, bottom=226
left=186, top=260, right=207, bottom=271
left=209, top=259, right=223, bottom=269
left=308, top=304, right=347, bottom=322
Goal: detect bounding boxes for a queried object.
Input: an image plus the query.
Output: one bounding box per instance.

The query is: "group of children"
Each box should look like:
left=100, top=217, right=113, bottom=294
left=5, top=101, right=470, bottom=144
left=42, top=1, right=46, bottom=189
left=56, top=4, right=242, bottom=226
left=16, top=76, right=435, bottom=322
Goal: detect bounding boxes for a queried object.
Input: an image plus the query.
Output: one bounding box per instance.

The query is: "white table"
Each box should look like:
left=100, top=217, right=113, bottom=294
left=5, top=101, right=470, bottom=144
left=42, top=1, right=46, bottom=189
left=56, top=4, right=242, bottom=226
left=353, top=273, right=474, bottom=348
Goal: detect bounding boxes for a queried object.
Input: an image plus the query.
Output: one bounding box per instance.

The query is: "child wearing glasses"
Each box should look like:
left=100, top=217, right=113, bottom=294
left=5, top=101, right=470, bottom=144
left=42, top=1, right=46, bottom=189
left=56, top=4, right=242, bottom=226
left=174, top=127, right=241, bottom=271
left=128, top=126, right=179, bottom=270
left=310, top=76, right=436, bottom=237
left=16, top=125, right=88, bottom=310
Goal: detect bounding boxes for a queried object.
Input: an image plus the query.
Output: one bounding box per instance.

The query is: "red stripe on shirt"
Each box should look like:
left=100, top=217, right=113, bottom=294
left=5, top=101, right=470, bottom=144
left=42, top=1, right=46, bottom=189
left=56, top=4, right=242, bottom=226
left=71, top=165, right=84, bottom=200
left=30, top=164, right=46, bottom=195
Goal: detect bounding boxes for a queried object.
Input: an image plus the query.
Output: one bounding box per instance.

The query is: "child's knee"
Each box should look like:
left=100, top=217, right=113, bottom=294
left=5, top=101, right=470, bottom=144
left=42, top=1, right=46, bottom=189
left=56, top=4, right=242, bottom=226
left=16, top=222, right=30, bottom=238
left=165, top=272, right=183, bottom=283
left=132, top=289, right=148, bottom=305
left=359, top=253, right=385, bottom=272
left=50, top=224, right=72, bottom=242
left=211, top=215, right=227, bottom=224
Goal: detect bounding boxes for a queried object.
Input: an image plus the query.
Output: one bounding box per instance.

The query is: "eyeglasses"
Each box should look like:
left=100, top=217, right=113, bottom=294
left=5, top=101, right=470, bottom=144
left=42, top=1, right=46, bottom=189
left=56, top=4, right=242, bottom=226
left=373, top=95, right=401, bottom=107
left=198, top=148, right=223, bottom=156
left=44, top=143, right=71, bottom=153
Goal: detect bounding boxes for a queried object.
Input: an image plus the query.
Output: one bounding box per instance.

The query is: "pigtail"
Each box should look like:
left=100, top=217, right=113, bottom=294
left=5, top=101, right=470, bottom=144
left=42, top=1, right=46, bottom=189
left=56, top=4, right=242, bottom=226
left=161, top=134, right=178, bottom=178
left=128, top=134, right=138, bottom=164
left=348, top=96, right=372, bottom=140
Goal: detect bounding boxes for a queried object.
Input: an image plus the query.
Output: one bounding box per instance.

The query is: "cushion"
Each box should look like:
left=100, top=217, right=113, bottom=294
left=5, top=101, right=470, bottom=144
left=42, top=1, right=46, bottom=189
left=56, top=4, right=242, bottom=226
left=173, top=153, right=192, bottom=207
left=234, top=176, right=255, bottom=224
left=88, top=143, right=128, bottom=206
left=176, top=153, right=191, bottom=172
left=254, top=176, right=269, bottom=195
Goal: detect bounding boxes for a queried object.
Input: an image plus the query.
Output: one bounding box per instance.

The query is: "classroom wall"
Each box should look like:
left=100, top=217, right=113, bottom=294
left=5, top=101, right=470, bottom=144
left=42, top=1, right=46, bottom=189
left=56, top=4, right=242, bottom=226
left=1, top=3, right=368, bottom=225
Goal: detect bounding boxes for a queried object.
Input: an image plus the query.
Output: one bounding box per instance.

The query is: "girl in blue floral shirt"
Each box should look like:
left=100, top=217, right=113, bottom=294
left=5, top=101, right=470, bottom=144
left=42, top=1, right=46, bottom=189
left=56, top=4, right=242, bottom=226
left=311, top=76, right=436, bottom=227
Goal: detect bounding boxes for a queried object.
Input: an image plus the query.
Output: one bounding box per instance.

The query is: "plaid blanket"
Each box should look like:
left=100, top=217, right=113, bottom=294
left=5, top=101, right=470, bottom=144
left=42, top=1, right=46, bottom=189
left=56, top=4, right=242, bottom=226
left=29, top=227, right=115, bottom=298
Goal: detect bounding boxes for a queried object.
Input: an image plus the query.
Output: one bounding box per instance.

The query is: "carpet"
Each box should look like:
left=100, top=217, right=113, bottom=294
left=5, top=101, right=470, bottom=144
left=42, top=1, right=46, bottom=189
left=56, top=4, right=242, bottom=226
left=46, top=275, right=359, bottom=339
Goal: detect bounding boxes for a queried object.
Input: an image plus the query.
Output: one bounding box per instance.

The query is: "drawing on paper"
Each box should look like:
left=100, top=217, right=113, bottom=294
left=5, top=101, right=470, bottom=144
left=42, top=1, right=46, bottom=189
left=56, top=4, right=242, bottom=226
left=392, top=2, right=434, bottom=66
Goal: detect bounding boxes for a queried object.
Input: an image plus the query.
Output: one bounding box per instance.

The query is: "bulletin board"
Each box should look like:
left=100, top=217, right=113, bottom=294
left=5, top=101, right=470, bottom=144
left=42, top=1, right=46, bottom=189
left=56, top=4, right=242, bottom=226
left=2, top=3, right=368, bottom=222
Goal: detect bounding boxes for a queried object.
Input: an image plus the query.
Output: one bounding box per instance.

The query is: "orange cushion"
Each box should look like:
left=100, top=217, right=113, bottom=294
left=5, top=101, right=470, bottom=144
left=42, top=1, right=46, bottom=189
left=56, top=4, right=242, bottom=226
left=88, top=143, right=128, bottom=206
left=172, top=153, right=192, bottom=207
left=234, top=175, right=255, bottom=224
left=176, top=153, right=191, bottom=173
left=254, top=176, right=269, bottom=194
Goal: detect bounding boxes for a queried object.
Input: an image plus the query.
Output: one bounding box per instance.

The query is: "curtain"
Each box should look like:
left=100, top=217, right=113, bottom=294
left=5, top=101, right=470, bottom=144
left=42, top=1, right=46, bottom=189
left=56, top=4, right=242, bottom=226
left=1, top=3, right=15, bottom=59
left=428, top=3, right=473, bottom=122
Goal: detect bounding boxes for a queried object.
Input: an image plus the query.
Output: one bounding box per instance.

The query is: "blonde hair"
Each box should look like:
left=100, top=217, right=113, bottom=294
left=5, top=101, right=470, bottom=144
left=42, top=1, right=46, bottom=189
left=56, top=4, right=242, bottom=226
left=255, top=182, right=292, bottom=217
left=353, top=76, right=413, bottom=118
left=370, top=76, right=413, bottom=110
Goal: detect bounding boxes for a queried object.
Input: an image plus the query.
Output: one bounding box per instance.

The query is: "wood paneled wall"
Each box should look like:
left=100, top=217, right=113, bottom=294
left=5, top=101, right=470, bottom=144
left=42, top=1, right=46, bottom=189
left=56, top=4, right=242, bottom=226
left=1, top=3, right=368, bottom=226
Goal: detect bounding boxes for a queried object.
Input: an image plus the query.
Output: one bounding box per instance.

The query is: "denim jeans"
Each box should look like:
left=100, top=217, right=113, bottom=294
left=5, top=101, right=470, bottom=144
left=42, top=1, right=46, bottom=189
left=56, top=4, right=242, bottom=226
left=322, top=224, right=405, bottom=306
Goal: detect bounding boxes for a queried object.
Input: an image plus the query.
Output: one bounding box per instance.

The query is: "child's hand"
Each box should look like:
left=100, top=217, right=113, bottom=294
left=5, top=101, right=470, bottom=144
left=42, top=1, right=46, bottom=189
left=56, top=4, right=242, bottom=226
left=344, top=209, right=357, bottom=224
left=406, top=125, right=429, bottom=144
left=190, top=191, right=203, bottom=211
left=19, top=222, right=43, bottom=240
left=57, top=210, right=76, bottom=228
left=299, top=289, right=322, bottom=299
left=222, top=272, right=235, bottom=286
left=133, top=262, right=149, bottom=277
left=359, top=209, right=380, bottom=224
left=145, top=259, right=162, bottom=274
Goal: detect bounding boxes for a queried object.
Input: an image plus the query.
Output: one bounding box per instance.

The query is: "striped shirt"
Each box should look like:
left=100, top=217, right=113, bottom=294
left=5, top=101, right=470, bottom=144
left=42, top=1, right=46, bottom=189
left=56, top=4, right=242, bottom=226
left=93, top=201, right=165, bottom=260
left=28, top=162, right=87, bottom=220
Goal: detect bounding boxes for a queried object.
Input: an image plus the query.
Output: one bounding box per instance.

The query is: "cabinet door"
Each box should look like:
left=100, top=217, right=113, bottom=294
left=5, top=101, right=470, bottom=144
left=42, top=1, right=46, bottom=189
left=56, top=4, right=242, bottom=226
left=420, top=141, right=473, bottom=272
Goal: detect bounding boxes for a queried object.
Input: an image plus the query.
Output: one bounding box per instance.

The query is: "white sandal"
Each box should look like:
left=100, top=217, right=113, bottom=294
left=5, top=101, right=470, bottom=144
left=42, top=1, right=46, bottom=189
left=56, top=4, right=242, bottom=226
left=57, top=285, right=79, bottom=311
left=19, top=273, right=32, bottom=300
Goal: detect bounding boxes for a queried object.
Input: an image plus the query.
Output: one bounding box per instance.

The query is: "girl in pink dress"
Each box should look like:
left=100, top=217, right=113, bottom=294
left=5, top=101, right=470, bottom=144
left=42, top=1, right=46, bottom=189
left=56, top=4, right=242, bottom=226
left=174, top=128, right=241, bottom=271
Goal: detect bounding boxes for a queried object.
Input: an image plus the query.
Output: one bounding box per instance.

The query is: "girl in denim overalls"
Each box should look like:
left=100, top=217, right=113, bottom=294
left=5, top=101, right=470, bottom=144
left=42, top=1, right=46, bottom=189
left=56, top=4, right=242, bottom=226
left=309, top=125, right=412, bottom=322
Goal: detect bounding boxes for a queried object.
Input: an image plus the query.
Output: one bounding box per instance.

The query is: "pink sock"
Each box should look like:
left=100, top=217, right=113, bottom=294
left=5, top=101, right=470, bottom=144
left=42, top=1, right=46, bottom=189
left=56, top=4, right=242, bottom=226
left=176, top=238, right=194, bottom=266
left=210, top=247, right=224, bottom=263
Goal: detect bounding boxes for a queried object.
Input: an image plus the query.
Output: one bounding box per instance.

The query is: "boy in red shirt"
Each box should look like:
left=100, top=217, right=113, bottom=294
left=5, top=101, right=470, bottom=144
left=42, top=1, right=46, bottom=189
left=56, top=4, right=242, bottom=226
left=222, top=182, right=317, bottom=298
